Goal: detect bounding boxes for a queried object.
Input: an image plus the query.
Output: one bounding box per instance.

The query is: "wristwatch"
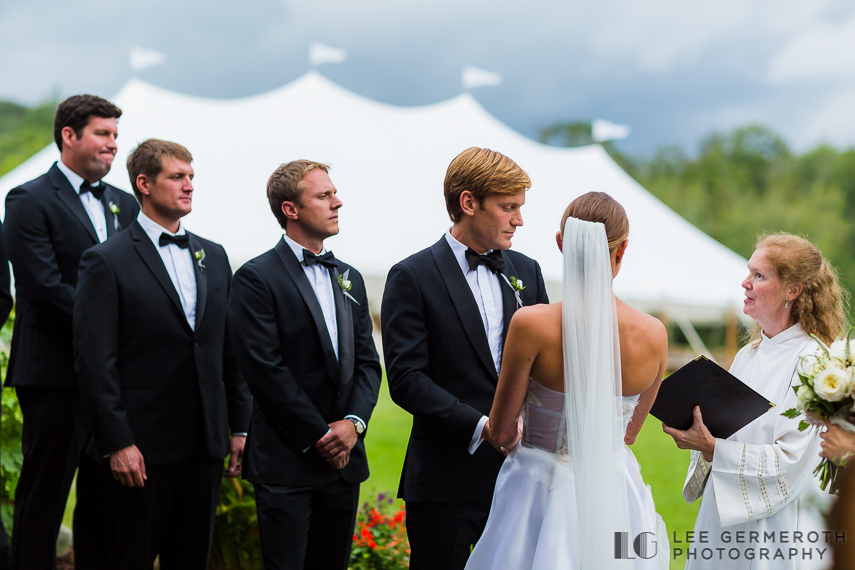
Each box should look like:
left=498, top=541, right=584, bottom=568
left=347, top=417, right=365, bottom=435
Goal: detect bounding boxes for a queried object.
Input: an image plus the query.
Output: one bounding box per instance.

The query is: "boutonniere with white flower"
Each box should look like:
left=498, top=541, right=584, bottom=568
left=108, top=201, right=121, bottom=230
left=337, top=269, right=360, bottom=308
left=499, top=274, right=525, bottom=308
left=194, top=249, right=206, bottom=272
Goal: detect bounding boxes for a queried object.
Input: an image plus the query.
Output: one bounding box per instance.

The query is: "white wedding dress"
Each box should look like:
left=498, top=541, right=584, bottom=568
left=465, top=380, right=669, bottom=570
left=466, top=217, right=668, bottom=570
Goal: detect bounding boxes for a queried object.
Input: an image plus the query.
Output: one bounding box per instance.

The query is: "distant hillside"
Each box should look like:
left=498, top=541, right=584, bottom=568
left=0, top=100, right=56, bottom=177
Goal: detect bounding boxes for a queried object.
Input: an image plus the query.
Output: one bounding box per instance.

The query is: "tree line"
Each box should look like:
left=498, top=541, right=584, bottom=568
left=542, top=122, right=855, bottom=318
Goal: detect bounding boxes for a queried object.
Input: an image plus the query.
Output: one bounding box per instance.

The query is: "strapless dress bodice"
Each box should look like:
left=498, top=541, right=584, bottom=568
left=521, top=379, right=639, bottom=458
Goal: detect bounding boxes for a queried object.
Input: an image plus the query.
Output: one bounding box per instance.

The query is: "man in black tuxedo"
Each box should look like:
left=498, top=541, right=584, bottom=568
left=228, top=160, right=381, bottom=570
left=0, top=220, right=13, bottom=570
left=382, top=147, right=549, bottom=570
left=73, top=139, right=251, bottom=569
left=1, top=94, right=139, bottom=569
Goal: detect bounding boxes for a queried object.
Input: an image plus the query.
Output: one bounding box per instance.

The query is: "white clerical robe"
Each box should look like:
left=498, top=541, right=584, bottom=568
left=682, top=324, right=833, bottom=570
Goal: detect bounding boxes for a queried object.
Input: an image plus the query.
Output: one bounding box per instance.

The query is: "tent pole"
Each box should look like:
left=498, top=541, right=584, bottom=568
left=725, top=310, right=738, bottom=368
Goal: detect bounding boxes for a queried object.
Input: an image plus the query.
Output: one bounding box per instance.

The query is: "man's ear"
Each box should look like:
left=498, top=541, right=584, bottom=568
left=61, top=126, right=78, bottom=149
left=459, top=191, right=477, bottom=218
left=136, top=174, right=151, bottom=198
left=281, top=201, right=299, bottom=222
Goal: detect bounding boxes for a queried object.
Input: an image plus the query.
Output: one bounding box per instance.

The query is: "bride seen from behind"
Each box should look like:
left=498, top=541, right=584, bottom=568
left=465, top=192, right=669, bottom=570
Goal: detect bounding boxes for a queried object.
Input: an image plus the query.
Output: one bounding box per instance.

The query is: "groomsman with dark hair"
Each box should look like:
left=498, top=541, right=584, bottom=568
left=2, top=94, right=139, bottom=569
left=228, top=160, right=381, bottom=570
left=73, top=139, right=251, bottom=569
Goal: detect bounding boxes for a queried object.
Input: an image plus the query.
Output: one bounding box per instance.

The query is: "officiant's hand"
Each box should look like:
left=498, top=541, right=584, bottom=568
left=225, top=435, right=246, bottom=478
left=315, top=420, right=358, bottom=459
left=662, top=406, right=716, bottom=463
left=820, top=423, right=855, bottom=465
left=110, top=444, right=147, bottom=487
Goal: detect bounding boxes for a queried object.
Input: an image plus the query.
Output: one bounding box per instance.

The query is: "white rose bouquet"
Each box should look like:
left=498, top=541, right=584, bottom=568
left=783, top=329, right=855, bottom=493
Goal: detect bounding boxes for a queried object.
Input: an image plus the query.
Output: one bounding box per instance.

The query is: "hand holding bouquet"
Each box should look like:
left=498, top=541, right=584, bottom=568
left=783, top=328, right=855, bottom=493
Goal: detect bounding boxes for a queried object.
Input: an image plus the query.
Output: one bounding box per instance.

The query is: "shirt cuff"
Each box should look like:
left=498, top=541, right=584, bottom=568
left=232, top=432, right=248, bottom=437
left=344, top=414, right=366, bottom=430
left=468, top=415, right=489, bottom=454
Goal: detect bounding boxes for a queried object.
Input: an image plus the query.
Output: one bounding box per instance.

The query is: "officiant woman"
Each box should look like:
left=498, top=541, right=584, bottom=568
left=664, top=233, right=845, bottom=570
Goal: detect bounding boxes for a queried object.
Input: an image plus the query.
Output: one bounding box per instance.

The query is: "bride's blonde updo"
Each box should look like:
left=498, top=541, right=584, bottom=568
left=750, top=233, right=847, bottom=345
left=560, top=192, right=629, bottom=252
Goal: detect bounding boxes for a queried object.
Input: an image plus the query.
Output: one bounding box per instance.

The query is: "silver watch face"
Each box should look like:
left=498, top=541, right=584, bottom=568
left=350, top=419, right=364, bottom=434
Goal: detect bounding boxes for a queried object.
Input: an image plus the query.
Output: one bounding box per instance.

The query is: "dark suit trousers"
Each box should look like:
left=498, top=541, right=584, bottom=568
left=255, top=472, right=359, bottom=570
left=10, top=387, right=101, bottom=570
left=406, top=500, right=492, bottom=570
left=106, top=458, right=222, bottom=570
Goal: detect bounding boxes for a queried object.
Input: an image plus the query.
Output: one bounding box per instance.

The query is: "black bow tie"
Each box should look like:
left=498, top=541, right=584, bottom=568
left=159, top=233, right=190, bottom=249
left=79, top=180, right=105, bottom=200
left=465, top=248, right=505, bottom=274
left=303, top=249, right=337, bottom=269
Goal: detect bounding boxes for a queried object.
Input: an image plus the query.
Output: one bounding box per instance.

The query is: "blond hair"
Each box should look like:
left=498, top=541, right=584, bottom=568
left=267, top=160, right=330, bottom=229
left=444, top=147, right=530, bottom=223
left=749, top=233, right=847, bottom=345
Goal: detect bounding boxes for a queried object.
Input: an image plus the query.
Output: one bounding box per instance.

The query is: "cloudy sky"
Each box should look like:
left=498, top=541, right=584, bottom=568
left=2, top=0, right=853, bottom=156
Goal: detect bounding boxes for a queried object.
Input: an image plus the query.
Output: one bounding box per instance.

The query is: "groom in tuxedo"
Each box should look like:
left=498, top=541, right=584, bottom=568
left=228, top=160, right=381, bottom=570
left=382, top=147, right=549, bottom=570
left=2, top=94, right=139, bottom=569
left=73, top=139, right=251, bottom=568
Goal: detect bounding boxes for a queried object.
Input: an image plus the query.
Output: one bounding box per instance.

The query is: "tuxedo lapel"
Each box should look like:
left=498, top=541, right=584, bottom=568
left=331, top=266, right=355, bottom=386
left=188, top=234, right=207, bottom=329
left=129, top=222, right=186, bottom=324
left=100, top=187, right=119, bottom=238
left=430, top=238, right=498, bottom=380
left=274, top=239, right=340, bottom=381
left=499, top=251, right=520, bottom=346
left=49, top=164, right=98, bottom=244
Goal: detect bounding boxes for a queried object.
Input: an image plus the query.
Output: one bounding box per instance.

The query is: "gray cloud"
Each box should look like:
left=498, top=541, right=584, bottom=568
left=2, top=0, right=853, bottom=155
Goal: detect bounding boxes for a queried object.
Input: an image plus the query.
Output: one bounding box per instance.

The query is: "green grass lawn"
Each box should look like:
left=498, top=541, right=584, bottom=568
left=62, top=377, right=699, bottom=569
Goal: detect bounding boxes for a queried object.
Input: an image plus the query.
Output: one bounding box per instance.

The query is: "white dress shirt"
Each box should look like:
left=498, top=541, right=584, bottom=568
left=283, top=233, right=365, bottom=441
left=57, top=160, right=108, bottom=243
left=444, top=230, right=505, bottom=454
left=137, top=212, right=197, bottom=330
left=283, top=233, right=338, bottom=358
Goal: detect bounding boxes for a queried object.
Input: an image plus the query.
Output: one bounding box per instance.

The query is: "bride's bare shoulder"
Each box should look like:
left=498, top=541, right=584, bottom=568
left=509, top=303, right=561, bottom=333
left=616, top=300, right=666, bottom=348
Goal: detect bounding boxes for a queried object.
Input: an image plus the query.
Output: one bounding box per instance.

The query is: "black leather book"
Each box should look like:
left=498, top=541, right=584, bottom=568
left=650, top=355, right=775, bottom=439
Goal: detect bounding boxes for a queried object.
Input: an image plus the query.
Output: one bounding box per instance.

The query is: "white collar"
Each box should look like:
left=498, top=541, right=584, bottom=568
left=137, top=210, right=186, bottom=246
left=57, top=160, right=100, bottom=194
left=444, top=229, right=496, bottom=275
left=761, top=322, right=807, bottom=345
left=283, top=232, right=327, bottom=265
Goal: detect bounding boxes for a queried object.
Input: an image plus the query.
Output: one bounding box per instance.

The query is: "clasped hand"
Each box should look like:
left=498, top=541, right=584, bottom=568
left=483, top=416, right=523, bottom=457
left=819, top=422, right=855, bottom=465
left=315, top=420, right=358, bottom=469
left=662, top=406, right=716, bottom=463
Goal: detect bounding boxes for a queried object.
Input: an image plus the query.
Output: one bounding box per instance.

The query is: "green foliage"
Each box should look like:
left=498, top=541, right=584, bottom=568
left=0, top=99, right=56, bottom=178
left=210, top=477, right=262, bottom=570
left=543, top=122, right=855, bottom=318
left=0, top=311, right=21, bottom=533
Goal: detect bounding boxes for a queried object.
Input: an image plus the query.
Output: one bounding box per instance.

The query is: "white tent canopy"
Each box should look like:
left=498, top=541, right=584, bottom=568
left=0, top=72, right=748, bottom=324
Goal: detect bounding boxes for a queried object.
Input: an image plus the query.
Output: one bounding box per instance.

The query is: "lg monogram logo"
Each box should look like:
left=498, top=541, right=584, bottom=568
left=615, top=532, right=658, bottom=560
